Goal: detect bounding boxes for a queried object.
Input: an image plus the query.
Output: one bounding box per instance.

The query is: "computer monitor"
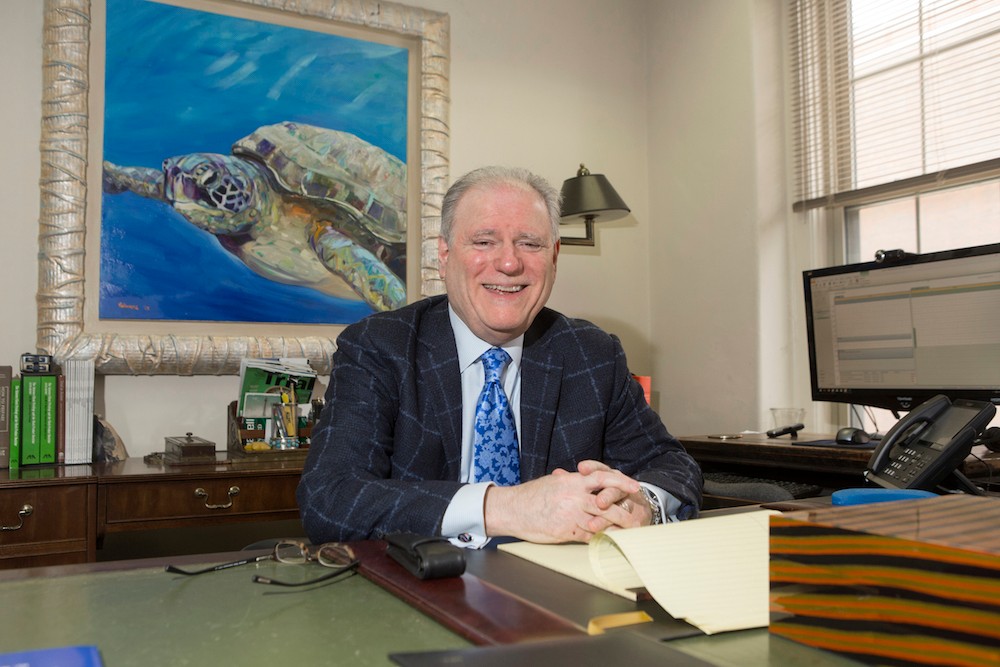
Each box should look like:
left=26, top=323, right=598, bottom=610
left=803, top=243, right=1000, bottom=414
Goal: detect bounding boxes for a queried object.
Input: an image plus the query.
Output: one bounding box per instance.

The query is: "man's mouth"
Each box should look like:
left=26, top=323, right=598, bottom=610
left=484, top=284, right=524, bottom=294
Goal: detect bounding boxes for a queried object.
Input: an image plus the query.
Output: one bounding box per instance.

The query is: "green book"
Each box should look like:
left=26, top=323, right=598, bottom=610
left=20, top=375, right=41, bottom=465
left=9, top=377, right=21, bottom=470
left=38, top=374, right=57, bottom=464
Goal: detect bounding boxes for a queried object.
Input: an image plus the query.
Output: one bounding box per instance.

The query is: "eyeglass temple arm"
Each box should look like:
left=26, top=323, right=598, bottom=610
left=251, top=560, right=360, bottom=587
left=165, top=553, right=272, bottom=576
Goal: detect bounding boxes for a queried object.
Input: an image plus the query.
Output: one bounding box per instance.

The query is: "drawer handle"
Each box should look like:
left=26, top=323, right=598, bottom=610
left=194, top=486, right=240, bottom=509
left=1, top=504, right=33, bottom=531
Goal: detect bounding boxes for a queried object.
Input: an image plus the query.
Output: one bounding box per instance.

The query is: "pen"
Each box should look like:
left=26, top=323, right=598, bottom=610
left=280, top=388, right=298, bottom=438
left=272, top=402, right=288, bottom=439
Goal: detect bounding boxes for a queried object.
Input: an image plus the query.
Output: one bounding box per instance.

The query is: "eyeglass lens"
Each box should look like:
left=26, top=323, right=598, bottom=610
left=274, top=541, right=355, bottom=568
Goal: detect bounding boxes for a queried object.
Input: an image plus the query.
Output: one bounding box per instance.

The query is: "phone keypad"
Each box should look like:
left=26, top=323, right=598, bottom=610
left=882, top=444, right=935, bottom=485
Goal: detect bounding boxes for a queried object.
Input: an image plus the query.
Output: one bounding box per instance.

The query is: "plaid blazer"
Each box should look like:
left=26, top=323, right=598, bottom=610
left=297, top=295, right=702, bottom=542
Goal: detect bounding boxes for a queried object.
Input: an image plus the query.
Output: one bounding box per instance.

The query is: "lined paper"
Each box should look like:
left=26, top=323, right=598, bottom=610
left=498, top=542, right=641, bottom=600
left=499, top=509, right=777, bottom=634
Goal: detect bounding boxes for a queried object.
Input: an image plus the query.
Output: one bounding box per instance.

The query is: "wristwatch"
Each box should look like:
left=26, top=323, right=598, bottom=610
left=641, top=487, right=664, bottom=525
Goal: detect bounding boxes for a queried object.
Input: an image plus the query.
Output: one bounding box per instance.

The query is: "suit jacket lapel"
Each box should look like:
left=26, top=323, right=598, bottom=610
left=418, top=299, right=464, bottom=477
left=518, top=310, right=562, bottom=480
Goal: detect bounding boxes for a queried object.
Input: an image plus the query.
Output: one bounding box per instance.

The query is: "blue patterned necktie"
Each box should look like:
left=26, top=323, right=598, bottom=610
left=473, top=348, right=520, bottom=485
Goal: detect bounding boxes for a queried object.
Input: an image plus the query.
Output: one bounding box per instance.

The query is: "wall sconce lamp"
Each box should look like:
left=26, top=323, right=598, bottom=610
left=558, top=164, right=631, bottom=246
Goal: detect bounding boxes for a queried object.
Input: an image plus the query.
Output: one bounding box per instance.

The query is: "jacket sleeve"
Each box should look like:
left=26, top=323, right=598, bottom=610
left=296, top=318, right=462, bottom=543
left=596, top=334, right=703, bottom=518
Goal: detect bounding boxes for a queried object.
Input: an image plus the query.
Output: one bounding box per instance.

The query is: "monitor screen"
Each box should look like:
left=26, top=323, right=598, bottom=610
left=803, top=243, right=1000, bottom=413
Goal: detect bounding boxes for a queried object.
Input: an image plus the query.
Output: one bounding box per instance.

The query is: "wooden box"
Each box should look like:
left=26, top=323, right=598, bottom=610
left=770, top=495, right=1000, bottom=666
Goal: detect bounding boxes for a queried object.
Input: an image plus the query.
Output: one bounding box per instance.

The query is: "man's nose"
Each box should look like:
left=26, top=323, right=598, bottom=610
left=495, top=244, right=523, bottom=273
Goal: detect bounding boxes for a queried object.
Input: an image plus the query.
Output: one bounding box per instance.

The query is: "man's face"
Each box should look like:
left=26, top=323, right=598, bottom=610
left=438, top=182, right=559, bottom=346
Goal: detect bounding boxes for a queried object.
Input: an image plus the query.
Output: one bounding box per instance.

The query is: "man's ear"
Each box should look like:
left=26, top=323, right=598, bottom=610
left=437, top=236, right=449, bottom=278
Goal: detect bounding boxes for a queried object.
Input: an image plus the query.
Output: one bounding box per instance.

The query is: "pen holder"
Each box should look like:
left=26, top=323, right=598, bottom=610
left=226, top=401, right=313, bottom=460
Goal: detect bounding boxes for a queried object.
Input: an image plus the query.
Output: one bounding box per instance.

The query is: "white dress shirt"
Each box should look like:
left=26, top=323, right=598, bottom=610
left=440, top=308, right=522, bottom=547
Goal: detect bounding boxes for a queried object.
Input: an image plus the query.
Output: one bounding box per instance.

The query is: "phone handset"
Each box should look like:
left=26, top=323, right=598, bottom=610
left=863, top=394, right=996, bottom=493
left=865, top=394, right=952, bottom=483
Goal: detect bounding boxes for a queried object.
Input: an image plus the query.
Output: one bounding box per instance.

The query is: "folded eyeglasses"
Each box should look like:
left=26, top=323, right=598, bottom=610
left=165, top=540, right=359, bottom=587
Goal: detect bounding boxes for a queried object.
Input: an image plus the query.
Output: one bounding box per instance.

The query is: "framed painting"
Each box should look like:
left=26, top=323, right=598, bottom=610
left=36, top=0, right=449, bottom=375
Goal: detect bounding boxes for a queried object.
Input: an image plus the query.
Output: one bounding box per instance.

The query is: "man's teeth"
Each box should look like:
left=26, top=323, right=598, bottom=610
left=485, top=284, right=523, bottom=293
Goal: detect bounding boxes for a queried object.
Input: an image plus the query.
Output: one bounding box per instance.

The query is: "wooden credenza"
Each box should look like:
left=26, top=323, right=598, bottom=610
left=0, top=469, right=96, bottom=569
left=0, top=455, right=304, bottom=569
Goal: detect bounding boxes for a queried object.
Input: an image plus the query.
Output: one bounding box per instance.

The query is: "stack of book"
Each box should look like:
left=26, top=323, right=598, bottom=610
left=63, top=359, right=96, bottom=465
left=0, top=355, right=95, bottom=470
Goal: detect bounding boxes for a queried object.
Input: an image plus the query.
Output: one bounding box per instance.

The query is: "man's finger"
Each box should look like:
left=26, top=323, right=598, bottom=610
left=581, top=471, right=641, bottom=499
left=576, top=459, right=610, bottom=475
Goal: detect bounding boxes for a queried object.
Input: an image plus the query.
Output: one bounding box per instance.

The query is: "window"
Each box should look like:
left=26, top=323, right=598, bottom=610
left=845, top=181, right=1000, bottom=434
left=790, top=0, right=1000, bottom=210
left=790, top=0, right=1000, bottom=434
left=846, top=179, right=1000, bottom=264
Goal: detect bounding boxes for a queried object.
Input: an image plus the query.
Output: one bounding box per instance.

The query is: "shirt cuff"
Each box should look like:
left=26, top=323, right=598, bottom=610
left=441, top=481, right=493, bottom=548
left=639, top=482, right=685, bottom=523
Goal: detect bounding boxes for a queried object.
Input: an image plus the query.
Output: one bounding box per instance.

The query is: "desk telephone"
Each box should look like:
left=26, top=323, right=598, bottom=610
left=864, top=394, right=996, bottom=494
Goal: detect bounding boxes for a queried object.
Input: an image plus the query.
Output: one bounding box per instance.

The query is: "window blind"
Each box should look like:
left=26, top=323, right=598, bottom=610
left=790, top=0, right=1000, bottom=212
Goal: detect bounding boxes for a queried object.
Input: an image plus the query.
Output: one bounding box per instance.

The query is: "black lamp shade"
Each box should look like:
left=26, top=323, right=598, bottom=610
left=559, top=168, right=630, bottom=222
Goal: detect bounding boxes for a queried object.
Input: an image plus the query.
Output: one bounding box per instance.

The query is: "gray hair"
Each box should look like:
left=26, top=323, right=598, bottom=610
left=440, top=166, right=562, bottom=244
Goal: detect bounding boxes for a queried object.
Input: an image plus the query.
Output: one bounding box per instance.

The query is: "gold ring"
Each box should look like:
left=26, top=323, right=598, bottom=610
left=617, top=499, right=632, bottom=513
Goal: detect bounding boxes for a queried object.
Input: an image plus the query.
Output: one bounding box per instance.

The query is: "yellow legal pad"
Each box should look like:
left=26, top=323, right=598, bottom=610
left=769, top=494, right=1000, bottom=667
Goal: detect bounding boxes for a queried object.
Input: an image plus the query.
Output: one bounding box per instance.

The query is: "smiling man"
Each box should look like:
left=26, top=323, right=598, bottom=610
left=298, top=166, right=702, bottom=546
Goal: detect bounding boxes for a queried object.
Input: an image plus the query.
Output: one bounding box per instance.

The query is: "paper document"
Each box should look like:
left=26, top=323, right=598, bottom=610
left=499, top=542, right=643, bottom=600
left=499, top=509, right=777, bottom=634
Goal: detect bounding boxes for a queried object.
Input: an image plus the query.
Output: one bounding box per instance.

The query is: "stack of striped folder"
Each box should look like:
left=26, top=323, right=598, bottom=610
left=769, top=494, right=1000, bottom=667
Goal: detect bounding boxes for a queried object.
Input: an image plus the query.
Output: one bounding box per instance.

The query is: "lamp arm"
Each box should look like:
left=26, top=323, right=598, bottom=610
left=559, top=215, right=596, bottom=247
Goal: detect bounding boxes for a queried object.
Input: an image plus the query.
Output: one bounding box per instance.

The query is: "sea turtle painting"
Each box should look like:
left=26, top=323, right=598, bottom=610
left=102, top=121, right=408, bottom=313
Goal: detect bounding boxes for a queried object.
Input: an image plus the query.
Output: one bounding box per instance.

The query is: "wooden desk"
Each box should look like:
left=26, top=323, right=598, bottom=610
left=0, top=543, right=860, bottom=666
left=0, top=455, right=303, bottom=569
left=679, top=433, right=1000, bottom=497
left=679, top=433, right=872, bottom=478
left=679, top=433, right=871, bottom=507
left=0, top=550, right=466, bottom=666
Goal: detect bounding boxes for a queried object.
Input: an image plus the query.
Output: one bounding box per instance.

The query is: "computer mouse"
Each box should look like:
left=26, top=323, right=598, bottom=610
left=835, top=426, right=871, bottom=445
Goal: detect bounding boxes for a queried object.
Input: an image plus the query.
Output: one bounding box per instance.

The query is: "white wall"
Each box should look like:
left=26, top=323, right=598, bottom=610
left=0, top=0, right=802, bottom=458
left=423, top=0, right=656, bottom=367
left=646, top=0, right=803, bottom=434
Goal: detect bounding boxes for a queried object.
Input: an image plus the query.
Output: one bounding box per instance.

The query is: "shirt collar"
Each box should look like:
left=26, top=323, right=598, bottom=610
left=448, top=305, right=524, bottom=373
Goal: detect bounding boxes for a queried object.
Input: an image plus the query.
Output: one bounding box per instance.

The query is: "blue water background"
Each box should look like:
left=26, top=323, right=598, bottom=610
left=100, top=0, right=408, bottom=324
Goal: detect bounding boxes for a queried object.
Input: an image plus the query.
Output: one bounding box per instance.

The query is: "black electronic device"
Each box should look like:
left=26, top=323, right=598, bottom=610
left=385, top=533, right=466, bottom=580
left=802, top=243, right=1000, bottom=414
left=20, top=353, right=54, bottom=374
left=864, top=394, right=996, bottom=493
left=976, top=426, right=1000, bottom=452
left=766, top=423, right=805, bottom=439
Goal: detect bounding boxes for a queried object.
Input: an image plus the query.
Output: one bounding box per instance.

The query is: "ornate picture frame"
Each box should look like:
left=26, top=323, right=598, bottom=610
left=37, top=0, right=449, bottom=375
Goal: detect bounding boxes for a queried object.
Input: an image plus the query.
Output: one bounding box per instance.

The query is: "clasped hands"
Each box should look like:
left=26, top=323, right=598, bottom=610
left=484, top=460, right=653, bottom=544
